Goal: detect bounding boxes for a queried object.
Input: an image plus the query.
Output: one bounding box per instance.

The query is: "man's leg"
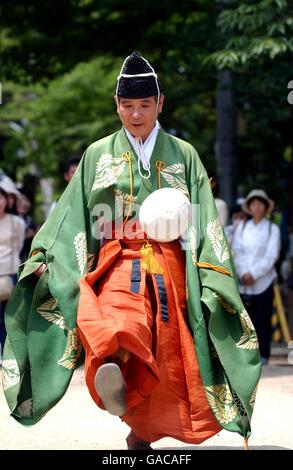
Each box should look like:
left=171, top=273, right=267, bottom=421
left=94, top=363, right=126, bottom=416
left=94, top=348, right=153, bottom=449
left=126, top=430, right=152, bottom=450
left=94, top=348, right=129, bottom=416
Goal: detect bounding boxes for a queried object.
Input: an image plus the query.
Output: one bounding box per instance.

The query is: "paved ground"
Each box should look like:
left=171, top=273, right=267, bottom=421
left=1, top=346, right=293, bottom=450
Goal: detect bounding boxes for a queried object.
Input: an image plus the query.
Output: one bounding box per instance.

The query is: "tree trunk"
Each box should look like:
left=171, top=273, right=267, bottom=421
left=215, top=69, right=237, bottom=210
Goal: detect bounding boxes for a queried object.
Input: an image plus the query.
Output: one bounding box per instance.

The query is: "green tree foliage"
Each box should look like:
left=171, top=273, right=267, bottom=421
left=0, top=0, right=292, bottom=209
left=205, top=0, right=293, bottom=205
left=0, top=1, right=218, bottom=176
left=0, top=55, right=216, bottom=176
left=0, top=0, right=216, bottom=83
left=0, top=57, right=121, bottom=175
left=206, top=0, right=293, bottom=69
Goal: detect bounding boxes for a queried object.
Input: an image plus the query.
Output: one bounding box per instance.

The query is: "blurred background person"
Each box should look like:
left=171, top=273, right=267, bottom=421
left=63, top=156, right=81, bottom=183
left=231, top=189, right=281, bottom=365
left=48, top=156, right=81, bottom=216
left=0, top=175, right=22, bottom=215
left=0, top=187, right=25, bottom=356
left=225, top=202, right=249, bottom=245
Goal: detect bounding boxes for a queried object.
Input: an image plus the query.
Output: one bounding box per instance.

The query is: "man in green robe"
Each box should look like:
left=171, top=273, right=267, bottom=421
left=2, top=52, right=261, bottom=449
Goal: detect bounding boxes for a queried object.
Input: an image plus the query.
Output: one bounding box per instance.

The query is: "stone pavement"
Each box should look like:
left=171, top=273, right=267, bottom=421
left=0, top=344, right=292, bottom=450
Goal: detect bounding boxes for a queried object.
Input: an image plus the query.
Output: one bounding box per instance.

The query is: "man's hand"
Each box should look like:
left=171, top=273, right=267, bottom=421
left=34, top=263, right=47, bottom=278
left=242, top=272, right=255, bottom=286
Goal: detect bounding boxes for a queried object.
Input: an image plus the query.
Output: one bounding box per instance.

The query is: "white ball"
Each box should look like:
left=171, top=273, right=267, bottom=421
left=139, top=188, right=191, bottom=242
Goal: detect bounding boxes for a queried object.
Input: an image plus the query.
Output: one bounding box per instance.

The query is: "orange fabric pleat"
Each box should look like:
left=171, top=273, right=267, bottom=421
left=77, top=238, right=221, bottom=444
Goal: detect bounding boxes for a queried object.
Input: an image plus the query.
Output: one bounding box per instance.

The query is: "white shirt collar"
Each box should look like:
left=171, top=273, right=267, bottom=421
left=124, top=120, right=160, bottom=163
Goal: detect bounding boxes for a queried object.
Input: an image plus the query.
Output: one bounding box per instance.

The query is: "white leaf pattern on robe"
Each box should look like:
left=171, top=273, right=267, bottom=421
left=207, top=217, right=230, bottom=263
left=189, top=226, right=198, bottom=263
left=114, top=189, right=137, bottom=219
left=2, top=359, right=20, bottom=391
left=58, top=328, right=82, bottom=370
left=161, top=164, right=190, bottom=197
left=236, top=311, right=259, bottom=350
left=37, top=298, right=66, bottom=329
left=249, top=385, right=258, bottom=408
left=74, top=232, right=87, bottom=274
left=205, top=384, right=238, bottom=424
left=92, top=154, right=126, bottom=191
left=212, top=292, right=237, bottom=314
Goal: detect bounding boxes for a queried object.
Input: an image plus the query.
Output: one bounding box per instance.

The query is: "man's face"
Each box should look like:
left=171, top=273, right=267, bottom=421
left=115, top=95, right=164, bottom=142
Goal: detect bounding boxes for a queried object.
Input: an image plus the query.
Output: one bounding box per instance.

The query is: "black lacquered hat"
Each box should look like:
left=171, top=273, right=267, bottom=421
left=116, top=52, right=162, bottom=98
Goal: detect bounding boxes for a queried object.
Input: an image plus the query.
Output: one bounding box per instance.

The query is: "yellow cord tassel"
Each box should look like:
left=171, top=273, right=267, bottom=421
left=243, top=437, right=250, bottom=450
left=140, top=241, right=164, bottom=275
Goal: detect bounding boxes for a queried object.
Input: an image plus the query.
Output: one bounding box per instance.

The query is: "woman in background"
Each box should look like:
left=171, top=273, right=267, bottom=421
left=232, top=189, right=281, bottom=365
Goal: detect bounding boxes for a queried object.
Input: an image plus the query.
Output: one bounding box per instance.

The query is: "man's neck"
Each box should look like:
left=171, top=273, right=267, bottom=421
left=125, top=121, right=159, bottom=144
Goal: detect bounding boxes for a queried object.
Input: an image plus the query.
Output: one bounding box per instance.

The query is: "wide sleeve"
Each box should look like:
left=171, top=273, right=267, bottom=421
left=3, top=150, right=100, bottom=425
left=184, top=148, right=261, bottom=439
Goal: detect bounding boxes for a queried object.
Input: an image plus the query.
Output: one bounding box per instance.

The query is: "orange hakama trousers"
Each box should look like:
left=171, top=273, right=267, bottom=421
left=77, top=238, right=221, bottom=443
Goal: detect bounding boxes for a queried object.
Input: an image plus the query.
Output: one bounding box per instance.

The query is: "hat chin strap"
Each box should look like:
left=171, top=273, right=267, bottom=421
left=133, top=137, right=151, bottom=179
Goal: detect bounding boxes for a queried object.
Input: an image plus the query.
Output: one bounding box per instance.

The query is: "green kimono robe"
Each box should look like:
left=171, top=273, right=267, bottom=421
left=3, top=128, right=261, bottom=438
